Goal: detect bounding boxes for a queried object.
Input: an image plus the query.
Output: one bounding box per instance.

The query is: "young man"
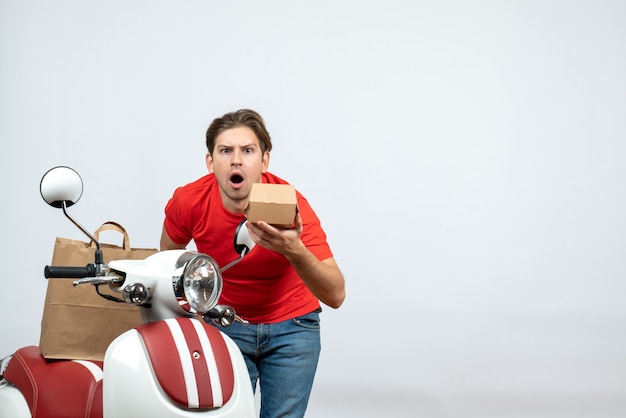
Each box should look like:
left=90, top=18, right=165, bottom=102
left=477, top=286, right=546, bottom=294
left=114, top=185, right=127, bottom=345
left=160, top=109, right=345, bottom=418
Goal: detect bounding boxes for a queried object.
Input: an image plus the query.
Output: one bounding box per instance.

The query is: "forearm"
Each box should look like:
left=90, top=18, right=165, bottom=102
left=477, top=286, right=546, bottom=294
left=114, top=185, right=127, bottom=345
left=284, top=241, right=345, bottom=309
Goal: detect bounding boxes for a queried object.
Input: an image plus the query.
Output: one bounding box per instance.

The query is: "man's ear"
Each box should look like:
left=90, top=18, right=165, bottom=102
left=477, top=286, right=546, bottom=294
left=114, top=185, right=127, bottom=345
left=262, top=151, right=270, bottom=173
left=206, top=153, right=214, bottom=173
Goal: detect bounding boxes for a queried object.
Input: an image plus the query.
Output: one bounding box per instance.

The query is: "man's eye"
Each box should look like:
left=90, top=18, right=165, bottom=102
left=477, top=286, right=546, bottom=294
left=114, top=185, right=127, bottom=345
left=220, top=149, right=230, bottom=154
left=244, top=148, right=254, bottom=154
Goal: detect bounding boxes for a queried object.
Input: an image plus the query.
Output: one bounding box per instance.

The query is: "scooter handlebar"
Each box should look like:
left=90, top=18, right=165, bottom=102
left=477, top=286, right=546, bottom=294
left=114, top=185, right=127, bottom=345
left=44, top=264, right=97, bottom=279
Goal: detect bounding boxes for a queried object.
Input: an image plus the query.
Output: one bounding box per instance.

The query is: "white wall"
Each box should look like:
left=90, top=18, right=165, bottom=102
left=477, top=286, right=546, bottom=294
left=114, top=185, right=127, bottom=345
left=1, top=1, right=625, bottom=417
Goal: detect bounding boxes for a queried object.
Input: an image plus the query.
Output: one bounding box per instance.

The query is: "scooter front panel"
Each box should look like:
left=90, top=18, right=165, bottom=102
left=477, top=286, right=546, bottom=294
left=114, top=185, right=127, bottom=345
left=136, top=318, right=235, bottom=409
left=104, top=319, right=256, bottom=417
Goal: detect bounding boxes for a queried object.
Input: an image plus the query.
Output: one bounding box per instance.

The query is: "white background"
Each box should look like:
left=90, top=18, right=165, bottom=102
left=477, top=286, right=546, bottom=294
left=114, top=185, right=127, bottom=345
left=1, top=1, right=625, bottom=417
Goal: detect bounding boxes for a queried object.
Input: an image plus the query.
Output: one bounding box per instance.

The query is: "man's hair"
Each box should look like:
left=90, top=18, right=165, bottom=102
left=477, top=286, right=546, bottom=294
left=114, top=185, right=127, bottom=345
left=205, top=109, right=273, bottom=155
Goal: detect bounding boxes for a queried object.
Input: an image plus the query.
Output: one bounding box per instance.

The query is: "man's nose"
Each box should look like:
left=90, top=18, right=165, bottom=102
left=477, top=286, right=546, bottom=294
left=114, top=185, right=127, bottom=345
left=231, top=150, right=243, bottom=165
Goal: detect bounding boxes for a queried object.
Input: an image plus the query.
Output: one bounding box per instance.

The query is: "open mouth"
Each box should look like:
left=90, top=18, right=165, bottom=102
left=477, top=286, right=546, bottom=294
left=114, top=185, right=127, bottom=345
left=230, top=174, right=244, bottom=184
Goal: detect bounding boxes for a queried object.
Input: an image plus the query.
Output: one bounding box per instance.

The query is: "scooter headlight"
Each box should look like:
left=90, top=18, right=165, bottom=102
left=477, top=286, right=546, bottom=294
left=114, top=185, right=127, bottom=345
left=173, top=253, right=222, bottom=314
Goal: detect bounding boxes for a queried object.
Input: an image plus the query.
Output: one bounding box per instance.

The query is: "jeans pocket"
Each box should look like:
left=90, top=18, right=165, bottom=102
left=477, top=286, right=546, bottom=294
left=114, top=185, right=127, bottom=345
left=292, top=311, right=321, bottom=330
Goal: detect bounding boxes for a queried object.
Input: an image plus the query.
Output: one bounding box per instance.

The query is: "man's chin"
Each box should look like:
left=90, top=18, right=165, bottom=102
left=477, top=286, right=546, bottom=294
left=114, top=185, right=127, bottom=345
left=225, top=188, right=250, bottom=203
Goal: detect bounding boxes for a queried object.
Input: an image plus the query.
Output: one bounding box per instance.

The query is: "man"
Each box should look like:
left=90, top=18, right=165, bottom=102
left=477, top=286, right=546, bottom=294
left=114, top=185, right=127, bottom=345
left=160, top=108, right=345, bottom=417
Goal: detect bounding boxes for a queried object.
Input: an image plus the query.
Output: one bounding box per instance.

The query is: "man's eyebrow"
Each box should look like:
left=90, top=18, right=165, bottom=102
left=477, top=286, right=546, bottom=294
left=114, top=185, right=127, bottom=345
left=239, top=143, right=260, bottom=149
left=215, top=143, right=259, bottom=149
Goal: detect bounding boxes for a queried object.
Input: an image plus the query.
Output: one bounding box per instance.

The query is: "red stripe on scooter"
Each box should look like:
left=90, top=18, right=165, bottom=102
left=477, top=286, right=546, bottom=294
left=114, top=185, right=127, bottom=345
left=204, top=323, right=235, bottom=402
left=137, top=321, right=188, bottom=406
left=177, top=318, right=214, bottom=407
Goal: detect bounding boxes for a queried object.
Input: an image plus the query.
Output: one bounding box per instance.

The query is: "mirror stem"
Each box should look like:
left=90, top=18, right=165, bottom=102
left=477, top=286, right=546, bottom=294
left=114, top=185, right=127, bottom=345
left=62, top=201, right=101, bottom=252
left=220, top=248, right=249, bottom=273
left=61, top=201, right=105, bottom=272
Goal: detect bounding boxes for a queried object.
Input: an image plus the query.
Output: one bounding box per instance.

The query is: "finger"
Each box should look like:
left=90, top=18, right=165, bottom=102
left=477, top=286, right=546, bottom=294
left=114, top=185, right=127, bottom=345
left=256, top=221, right=279, bottom=235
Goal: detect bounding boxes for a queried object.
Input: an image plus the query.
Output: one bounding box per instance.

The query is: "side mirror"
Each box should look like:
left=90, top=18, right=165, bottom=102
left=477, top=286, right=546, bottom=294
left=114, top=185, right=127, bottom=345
left=40, top=166, right=83, bottom=208
left=40, top=166, right=104, bottom=271
left=234, top=219, right=256, bottom=256
left=220, top=220, right=256, bottom=273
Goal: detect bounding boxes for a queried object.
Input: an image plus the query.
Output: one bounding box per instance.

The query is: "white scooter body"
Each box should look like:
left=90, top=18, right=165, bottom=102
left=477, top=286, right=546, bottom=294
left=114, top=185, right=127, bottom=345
left=0, top=251, right=256, bottom=417
left=0, top=327, right=255, bottom=418
left=103, top=253, right=255, bottom=417
left=0, top=381, right=30, bottom=418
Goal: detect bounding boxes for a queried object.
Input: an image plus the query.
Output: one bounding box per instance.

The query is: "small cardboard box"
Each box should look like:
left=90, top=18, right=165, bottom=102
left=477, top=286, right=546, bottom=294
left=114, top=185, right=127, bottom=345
left=246, top=183, right=297, bottom=227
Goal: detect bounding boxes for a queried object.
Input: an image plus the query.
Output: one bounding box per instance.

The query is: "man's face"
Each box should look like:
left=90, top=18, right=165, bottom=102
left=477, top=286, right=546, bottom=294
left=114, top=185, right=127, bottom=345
left=206, top=126, right=270, bottom=213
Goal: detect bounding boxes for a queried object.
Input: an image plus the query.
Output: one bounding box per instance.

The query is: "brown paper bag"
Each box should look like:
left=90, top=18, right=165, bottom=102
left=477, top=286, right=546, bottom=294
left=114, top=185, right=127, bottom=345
left=39, top=221, right=157, bottom=361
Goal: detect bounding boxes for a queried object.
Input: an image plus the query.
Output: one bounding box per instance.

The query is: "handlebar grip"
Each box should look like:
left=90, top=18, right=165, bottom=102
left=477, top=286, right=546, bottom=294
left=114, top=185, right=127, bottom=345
left=44, top=264, right=97, bottom=279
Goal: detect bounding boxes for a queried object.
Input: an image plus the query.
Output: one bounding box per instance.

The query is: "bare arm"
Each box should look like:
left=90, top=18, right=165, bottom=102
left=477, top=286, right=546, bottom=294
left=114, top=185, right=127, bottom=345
left=160, top=225, right=188, bottom=251
left=245, top=214, right=346, bottom=309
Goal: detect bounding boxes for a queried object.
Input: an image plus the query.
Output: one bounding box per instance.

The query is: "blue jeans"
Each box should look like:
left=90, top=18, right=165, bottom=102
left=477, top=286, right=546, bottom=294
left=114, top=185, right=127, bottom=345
left=210, top=310, right=321, bottom=418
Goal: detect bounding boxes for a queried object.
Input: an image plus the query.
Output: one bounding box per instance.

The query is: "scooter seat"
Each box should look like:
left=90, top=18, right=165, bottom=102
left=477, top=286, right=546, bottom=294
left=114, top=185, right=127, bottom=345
left=3, top=345, right=103, bottom=418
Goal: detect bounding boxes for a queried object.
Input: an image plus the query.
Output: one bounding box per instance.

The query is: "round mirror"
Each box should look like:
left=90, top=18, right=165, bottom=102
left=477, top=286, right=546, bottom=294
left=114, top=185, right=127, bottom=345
left=40, top=166, right=83, bottom=208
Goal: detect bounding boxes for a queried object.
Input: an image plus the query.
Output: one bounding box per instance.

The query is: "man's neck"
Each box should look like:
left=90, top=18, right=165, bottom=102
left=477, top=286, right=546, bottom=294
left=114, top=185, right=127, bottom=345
left=220, top=191, right=248, bottom=214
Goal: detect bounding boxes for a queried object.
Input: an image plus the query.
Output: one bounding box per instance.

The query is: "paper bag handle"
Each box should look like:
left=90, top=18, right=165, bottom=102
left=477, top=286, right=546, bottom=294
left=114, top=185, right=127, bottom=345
left=91, top=221, right=131, bottom=250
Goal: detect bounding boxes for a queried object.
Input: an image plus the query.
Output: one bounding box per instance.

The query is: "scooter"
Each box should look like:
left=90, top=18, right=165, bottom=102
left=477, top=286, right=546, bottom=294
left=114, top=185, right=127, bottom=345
left=0, top=166, right=256, bottom=417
